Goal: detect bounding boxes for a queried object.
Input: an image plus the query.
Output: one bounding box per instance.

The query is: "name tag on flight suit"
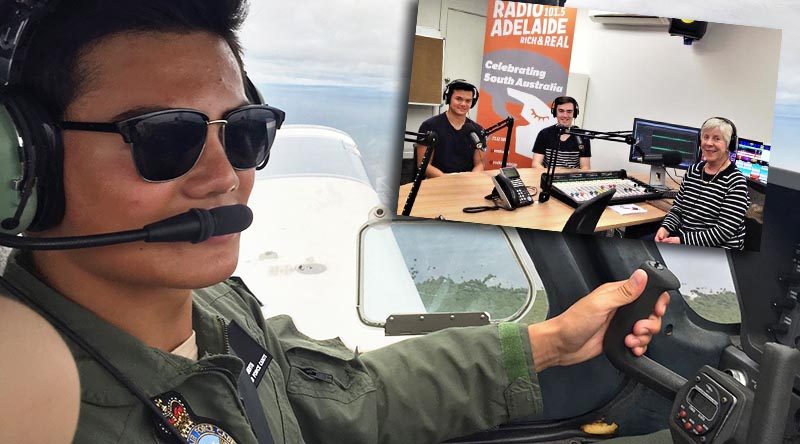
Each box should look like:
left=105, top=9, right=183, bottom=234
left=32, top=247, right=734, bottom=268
left=228, top=320, right=272, bottom=388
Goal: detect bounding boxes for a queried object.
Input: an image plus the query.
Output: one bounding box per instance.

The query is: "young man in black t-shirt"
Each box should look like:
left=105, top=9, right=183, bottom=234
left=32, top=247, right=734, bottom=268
left=417, top=80, right=485, bottom=178
left=532, top=96, right=591, bottom=170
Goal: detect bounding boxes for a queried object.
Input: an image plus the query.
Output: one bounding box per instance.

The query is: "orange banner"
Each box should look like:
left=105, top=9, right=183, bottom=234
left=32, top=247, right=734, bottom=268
left=477, top=1, right=577, bottom=169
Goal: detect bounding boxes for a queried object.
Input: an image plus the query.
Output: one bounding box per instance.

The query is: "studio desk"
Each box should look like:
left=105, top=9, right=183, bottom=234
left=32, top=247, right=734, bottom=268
left=396, top=168, right=676, bottom=233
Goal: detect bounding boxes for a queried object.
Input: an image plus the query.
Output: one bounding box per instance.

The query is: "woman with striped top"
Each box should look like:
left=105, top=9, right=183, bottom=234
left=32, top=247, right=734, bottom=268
left=655, top=117, right=750, bottom=250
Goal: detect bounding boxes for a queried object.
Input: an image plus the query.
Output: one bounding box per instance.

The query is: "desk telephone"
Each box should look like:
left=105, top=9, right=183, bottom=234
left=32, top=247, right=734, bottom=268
left=489, top=167, right=533, bottom=210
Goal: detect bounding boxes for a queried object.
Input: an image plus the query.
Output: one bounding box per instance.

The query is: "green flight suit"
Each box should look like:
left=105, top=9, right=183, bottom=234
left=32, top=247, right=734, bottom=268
left=2, top=251, right=543, bottom=444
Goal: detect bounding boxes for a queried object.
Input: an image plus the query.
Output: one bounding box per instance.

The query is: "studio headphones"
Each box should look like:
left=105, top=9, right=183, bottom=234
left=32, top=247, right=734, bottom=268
left=550, top=96, right=579, bottom=118
left=701, top=116, right=738, bottom=153
left=443, top=79, right=479, bottom=109
left=0, top=0, right=265, bottom=235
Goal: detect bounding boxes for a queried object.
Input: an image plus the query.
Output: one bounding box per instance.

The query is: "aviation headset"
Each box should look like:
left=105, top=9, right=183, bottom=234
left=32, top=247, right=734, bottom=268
left=550, top=96, right=579, bottom=118
left=0, top=0, right=265, bottom=235
left=701, top=116, right=738, bottom=152
left=443, top=79, right=479, bottom=109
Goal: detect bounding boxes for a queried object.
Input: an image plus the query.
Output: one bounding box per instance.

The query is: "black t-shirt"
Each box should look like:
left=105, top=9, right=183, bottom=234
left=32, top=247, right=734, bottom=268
left=532, top=124, right=591, bottom=169
left=418, top=113, right=484, bottom=174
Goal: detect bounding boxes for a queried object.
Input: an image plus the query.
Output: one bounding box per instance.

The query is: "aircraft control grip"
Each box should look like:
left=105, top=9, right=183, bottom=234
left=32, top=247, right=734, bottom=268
left=603, top=260, right=687, bottom=399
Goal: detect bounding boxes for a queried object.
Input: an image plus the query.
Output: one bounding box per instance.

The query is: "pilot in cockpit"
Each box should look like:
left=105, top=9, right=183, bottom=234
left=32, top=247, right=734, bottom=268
left=0, top=0, right=672, bottom=443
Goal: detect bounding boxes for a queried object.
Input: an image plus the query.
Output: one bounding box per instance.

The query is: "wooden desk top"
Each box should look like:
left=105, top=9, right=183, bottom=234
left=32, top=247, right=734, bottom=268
left=397, top=168, right=671, bottom=232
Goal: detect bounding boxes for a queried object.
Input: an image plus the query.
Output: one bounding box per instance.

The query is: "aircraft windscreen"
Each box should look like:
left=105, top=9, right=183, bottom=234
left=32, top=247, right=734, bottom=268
left=360, top=222, right=537, bottom=324
left=657, top=243, right=740, bottom=324
left=257, top=133, right=371, bottom=184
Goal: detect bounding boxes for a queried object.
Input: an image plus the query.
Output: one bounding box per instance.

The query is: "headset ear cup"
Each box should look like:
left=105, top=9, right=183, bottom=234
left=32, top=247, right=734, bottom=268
left=3, top=91, right=64, bottom=232
left=444, top=79, right=478, bottom=108
left=0, top=98, right=34, bottom=234
left=703, top=117, right=738, bottom=153
left=728, top=121, right=738, bottom=152
left=551, top=97, right=579, bottom=118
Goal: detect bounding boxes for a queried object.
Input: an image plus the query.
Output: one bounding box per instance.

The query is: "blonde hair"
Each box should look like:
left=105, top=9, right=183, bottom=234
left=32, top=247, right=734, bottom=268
left=700, top=117, right=734, bottom=148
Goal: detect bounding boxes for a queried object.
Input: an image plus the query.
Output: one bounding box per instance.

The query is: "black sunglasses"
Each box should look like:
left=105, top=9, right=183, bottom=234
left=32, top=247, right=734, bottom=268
left=58, top=104, right=286, bottom=182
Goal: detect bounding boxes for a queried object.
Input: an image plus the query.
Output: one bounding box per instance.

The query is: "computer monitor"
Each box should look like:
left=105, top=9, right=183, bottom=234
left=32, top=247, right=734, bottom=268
left=734, top=138, right=770, bottom=185
left=630, top=118, right=701, bottom=187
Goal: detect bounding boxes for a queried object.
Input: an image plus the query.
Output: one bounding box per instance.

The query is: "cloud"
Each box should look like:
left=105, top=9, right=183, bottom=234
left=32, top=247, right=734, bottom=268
left=239, top=0, right=417, bottom=90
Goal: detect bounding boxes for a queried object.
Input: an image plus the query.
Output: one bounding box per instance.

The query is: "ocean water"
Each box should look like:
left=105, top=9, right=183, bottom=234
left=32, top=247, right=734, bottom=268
left=258, top=83, right=406, bottom=207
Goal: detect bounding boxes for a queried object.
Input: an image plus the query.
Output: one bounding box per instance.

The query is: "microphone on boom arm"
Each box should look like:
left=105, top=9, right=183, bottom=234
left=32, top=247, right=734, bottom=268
left=0, top=205, right=253, bottom=250
left=633, top=143, right=683, bottom=167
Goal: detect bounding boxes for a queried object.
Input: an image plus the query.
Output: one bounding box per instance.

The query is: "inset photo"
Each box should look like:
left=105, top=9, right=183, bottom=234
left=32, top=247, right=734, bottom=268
left=399, top=0, right=780, bottom=251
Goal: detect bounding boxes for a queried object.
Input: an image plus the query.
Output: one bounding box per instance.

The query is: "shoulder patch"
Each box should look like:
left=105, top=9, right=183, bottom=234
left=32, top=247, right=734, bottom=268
left=153, top=391, right=239, bottom=444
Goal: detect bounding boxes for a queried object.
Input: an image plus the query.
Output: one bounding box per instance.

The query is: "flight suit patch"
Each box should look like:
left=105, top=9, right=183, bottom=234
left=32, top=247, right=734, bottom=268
left=153, top=391, right=237, bottom=444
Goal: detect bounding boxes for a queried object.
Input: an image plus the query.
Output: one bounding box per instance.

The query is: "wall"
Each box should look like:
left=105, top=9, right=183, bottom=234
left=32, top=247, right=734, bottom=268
left=572, top=10, right=781, bottom=175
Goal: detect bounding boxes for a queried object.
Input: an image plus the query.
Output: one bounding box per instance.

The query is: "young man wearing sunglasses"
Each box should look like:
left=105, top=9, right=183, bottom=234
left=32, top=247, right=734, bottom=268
left=0, top=0, right=670, bottom=443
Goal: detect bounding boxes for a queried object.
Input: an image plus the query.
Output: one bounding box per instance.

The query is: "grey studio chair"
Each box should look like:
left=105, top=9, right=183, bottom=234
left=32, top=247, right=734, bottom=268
left=562, top=188, right=616, bottom=235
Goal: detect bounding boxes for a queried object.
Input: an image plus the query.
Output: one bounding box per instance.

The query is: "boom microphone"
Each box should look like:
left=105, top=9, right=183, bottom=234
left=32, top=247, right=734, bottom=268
left=640, top=151, right=683, bottom=167
left=144, top=205, right=253, bottom=242
left=633, top=143, right=682, bottom=167
left=0, top=205, right=253, bottom=250
left=414, top=131, right=438, bottom=145
left=661, top=150, right=683, bottom=167
left=640, top=154, right=662, bottom=163
left=469, top=131, right=485, bottom=151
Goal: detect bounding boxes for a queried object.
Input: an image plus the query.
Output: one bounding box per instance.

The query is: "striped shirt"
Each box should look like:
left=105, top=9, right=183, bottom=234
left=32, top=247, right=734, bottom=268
left=532, top=125, right=591, bottom=169
left=541, top=147, right=582, bottom=168
left=661, top=161, right=750, bottom=250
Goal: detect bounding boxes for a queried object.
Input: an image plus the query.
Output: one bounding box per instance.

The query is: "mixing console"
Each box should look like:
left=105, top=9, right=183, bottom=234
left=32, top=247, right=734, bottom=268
left=541, top=170, right=665, bottom=207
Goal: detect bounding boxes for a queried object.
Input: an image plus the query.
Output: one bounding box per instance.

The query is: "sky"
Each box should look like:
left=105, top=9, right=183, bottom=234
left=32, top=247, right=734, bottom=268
left=240, top=0, right=415, bottom=202
left=241, top=0, right=415, bottom=90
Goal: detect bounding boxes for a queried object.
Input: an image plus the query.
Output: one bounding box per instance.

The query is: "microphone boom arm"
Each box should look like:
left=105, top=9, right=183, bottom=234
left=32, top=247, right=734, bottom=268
left=540, top=127, right=635, bottom=203
left=560, top=126, right=634, bottom=145
left=402, top=130, right=439, bottom=217
left=481, top=117, right=515, bottom=168
left=0, top=205, right=253, bottom=250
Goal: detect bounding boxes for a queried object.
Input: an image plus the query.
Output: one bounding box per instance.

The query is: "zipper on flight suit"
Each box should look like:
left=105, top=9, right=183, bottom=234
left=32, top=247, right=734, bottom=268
left=195, top=317, right=238, bottom=384
left=219, top=316, right=232, bottom=354
left=300, top=368, right=335, bottom=384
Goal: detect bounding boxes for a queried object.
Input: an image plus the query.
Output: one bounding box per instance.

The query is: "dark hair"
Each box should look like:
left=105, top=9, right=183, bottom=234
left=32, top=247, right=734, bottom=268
left=21, top=0, right=249, bottom=118
left=450, top=85, right=474, bottom=95
left=553, top=96, right=577, bottom=109
left=443, top=79, right=479, bottom=108
left=551, top=96, right=579, bottom=118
